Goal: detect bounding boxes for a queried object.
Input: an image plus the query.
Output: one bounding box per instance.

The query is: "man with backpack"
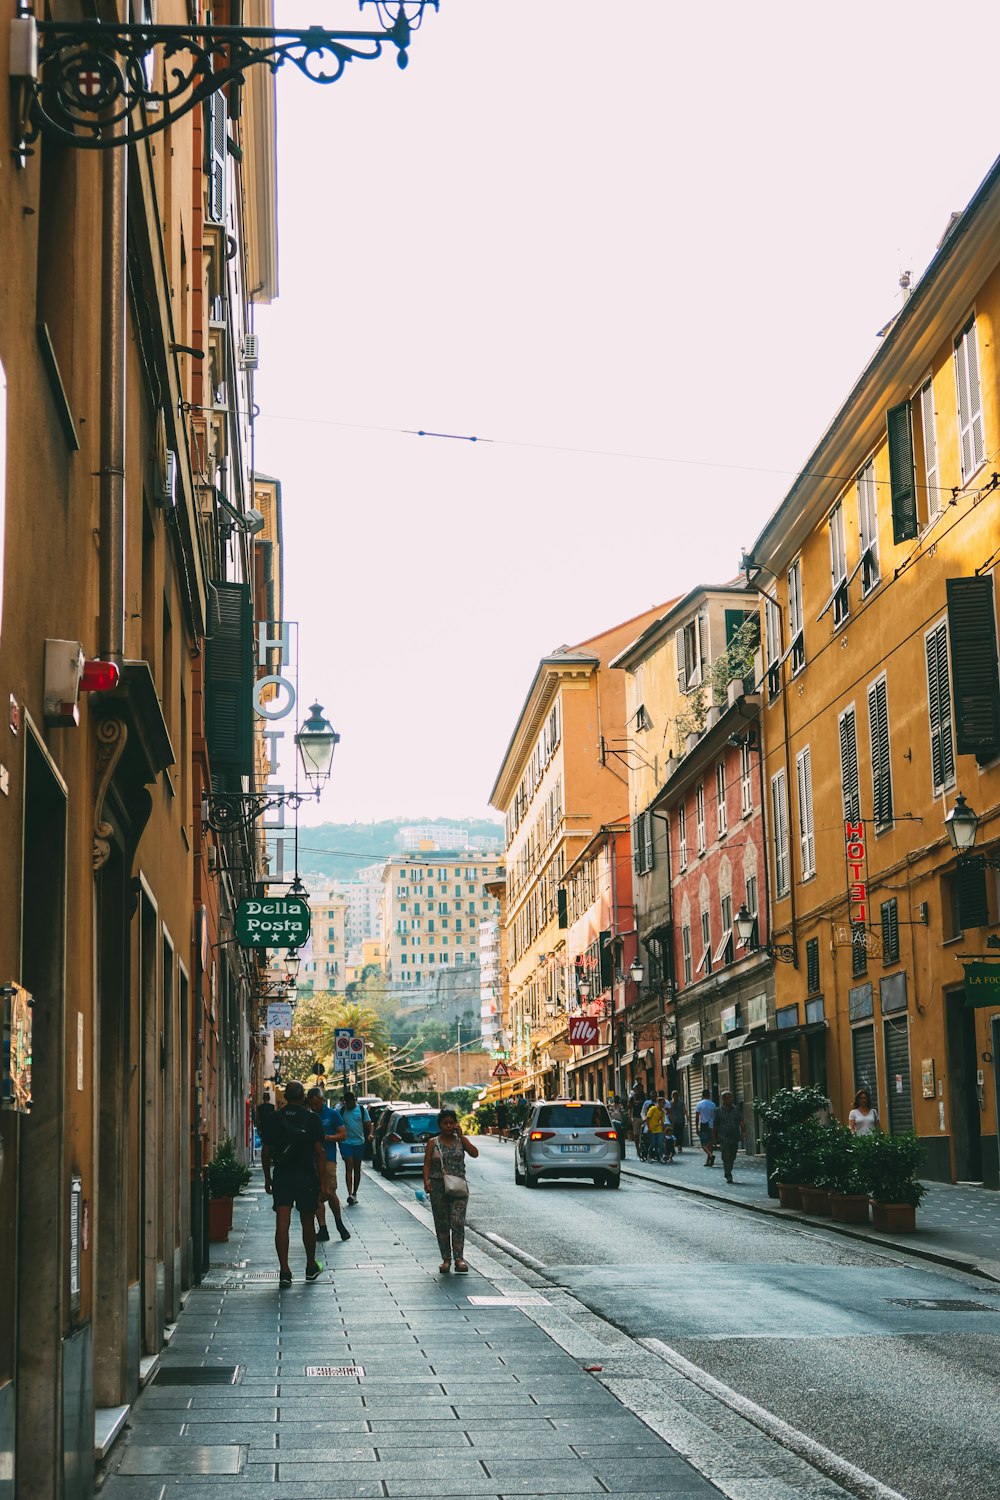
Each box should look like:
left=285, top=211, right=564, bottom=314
left=262, top=1080, right=326, bottom=1287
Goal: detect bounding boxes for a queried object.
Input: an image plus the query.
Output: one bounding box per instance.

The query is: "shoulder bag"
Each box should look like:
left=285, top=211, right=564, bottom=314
left=435, top=1140, right=469, bottom=1200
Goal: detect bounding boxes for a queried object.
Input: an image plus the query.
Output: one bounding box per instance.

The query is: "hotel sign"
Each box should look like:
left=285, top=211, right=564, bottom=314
left=236, top=896, right=311, bottom=949
left=845, top=819, right=868, bottom=928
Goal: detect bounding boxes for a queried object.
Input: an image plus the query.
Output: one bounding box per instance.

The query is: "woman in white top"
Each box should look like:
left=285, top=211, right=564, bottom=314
left=848, top=1088, right=879, bottom=1136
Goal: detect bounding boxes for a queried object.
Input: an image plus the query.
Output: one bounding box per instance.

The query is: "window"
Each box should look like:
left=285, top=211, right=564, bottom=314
left=796, top=745, right=815, bottom=880
left=699, top=908, right=712, bottom=976
left=886, top=401, right=918, bottom=544
left=740, top=740, right=753, bottom=816
left=764, top=594, right=782, bottom=699
left=715, top=762, right=727, bottom=837
left=920, top=379, right=940, bottom=518
left=806, top=937, right=820, bottom=994
left=771, top=769, right=790, bottom=898
left=682, top=924, right=692, bottom=984
left=678, top=805, right=688, bottom=870
left=714, top=893, right=734, bottom=966
left=925, top=620, right=956, bottom=795
left=880, top=899, right=900, bottom=965
left=676, top=615, right=706, bottom=691
left=826, top=502, right=849, bottom=626
left=868, top=675, right=893, bottom=832
left=696, top=784, right=706, bottom=854
left=856, top=460, right=880, bottom=594
left=839, top=706, right=860, bottom=823
left=954, top=315, right=985, bottom=481
left=633, top=810, right=655, bottom=875
left=946, top=575, right=1000, bottom=760
left=787, top=559, right=805, bottom=672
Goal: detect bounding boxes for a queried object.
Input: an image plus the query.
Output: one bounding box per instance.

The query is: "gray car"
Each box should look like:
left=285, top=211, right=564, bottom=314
left=381, top=1108, right=441, bottom=1179
left=514, top=1099, right=621, bottom=1189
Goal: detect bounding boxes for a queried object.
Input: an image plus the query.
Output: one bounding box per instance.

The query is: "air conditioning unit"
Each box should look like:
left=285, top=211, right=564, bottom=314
left=240, top=334, right=259, bottom=371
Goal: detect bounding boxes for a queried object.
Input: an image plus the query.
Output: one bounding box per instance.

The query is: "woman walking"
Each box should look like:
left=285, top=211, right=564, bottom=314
left=423, top=1108, right=479, bottom=1274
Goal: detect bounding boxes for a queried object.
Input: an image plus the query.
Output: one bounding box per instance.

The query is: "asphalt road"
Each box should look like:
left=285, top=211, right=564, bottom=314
left=443, top=1136, right=1000, bottom=1500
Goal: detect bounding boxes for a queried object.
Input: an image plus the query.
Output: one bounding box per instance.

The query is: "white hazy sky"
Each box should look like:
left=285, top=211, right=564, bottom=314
left=255, top=0, right=1000, bottom=827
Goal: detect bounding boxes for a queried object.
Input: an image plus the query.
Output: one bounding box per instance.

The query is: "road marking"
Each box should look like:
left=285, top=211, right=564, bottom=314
left=642, top=1337, right=911, bottom=1500
left=481, top=1232, right=548, bottom=1270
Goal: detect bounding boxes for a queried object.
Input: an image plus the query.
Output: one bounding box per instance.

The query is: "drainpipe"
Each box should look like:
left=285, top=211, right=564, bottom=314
left=778, top=686, right=799, bottom=966
left=99, top=141, right=126, bottom=665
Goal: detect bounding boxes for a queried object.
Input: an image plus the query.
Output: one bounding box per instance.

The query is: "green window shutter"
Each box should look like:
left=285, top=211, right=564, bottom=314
left=599, top=930, right=613, bottom=992
left=643, top=811, right=654, bottom=871
left=956, top=860, right=989, bottom=930
left=886, top=401, right=918, bottom=544
left=925, top=622, right=955, bottom=793
left=557, top=888, right=568, bottom=929
left=880, top=898, right=899, bottom=964
left=946, top=576, right=1000, bottom=759
left=632, top=817, right=641, bottom=874
left=205, top=581, right=254, bottom=776
left=839, top=708, right=860, bottom=822
left=806, top=937, right=820, bottom=994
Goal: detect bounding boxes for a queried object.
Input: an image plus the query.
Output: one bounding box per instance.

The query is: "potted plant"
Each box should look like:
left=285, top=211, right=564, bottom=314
left=756, top=1084, right=831, bottom=1202
left=206, top=1135, right=252, bottom=1242
left=823, top=1123, right=869, bottom=1223
left=856, top=1130, right=926, bottom=1232
left=770, top=1118, right=829, bottom=1211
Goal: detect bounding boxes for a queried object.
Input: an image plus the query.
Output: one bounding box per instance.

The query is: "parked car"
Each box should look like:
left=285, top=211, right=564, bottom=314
left=514, top=1100, right=620, bottom=1189
left=381, top=1108, right=442, bottom=1179
left=373, top=1101, right=419, bottom=1172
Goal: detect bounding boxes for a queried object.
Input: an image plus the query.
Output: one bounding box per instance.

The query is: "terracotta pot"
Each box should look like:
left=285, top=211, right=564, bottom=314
left=799, top=1185, right=832, bottom=1216
left=776, top=1182, right=802, bottom=1209
left=870, top=1200, right=917, bottom=1233
left=208, top=1197, right=231, bottom=1243
left=830, top=1192, right=870, bottom=1224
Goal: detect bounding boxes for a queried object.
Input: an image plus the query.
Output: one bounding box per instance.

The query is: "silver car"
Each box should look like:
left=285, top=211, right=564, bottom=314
left=514, top=1100, right=621, bottom=1189
left=381, top=1108, right=441, bottom=1179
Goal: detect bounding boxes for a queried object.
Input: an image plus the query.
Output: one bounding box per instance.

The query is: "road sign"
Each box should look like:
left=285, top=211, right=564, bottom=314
left=492, top=1060, right=510, bottom=1079
left=348, top=1037, right=365, bottom=1059
left=568, top=1015, right=600, bottom=1046
left=235, top=895, right=310, bottom=951
left=266, top=1002, right=293, bottom=1031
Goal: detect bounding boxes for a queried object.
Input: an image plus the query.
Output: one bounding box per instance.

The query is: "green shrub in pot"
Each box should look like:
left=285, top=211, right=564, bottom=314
left=856, top=1130, right=927, bottom=1207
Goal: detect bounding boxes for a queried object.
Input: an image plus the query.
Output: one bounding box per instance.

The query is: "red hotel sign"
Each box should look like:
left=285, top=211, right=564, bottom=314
left=845, top=819, right=867, bottom=925
left=568, top=1015, right=600, bottom=1046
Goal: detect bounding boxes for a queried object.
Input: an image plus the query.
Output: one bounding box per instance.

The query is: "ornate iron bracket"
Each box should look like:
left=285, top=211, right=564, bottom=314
left=764, top=942, right=797, bottom=965
left=205, top=788, right=317, bottom=834
left=21, top=1, right=437, bottom=148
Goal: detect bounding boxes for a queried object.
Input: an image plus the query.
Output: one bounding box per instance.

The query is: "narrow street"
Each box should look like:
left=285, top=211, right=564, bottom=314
left=453, top=1138, right=1000, bottom=1500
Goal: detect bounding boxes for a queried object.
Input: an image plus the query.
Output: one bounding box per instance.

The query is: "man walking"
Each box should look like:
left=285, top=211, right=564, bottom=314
left=262, top=1080, right=326, bottom=1287
left=629, top=1084, right=646, bottom=1156
left=339, top=1090, right=372, bottom=1206
left=307, top=1086, right=350, bottom=1243
left=714, top=1089, right=746, bottom=1183
left=695, top=1087, right=719, bottom=1167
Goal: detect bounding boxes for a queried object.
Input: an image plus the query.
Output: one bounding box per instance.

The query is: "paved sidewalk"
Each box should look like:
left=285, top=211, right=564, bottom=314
left=97, top=1170, right=726, bottom=1499
left=618, top=1144, right=1000, bottom=1279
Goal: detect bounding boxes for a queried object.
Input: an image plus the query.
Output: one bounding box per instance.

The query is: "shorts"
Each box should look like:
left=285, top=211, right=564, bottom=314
left=339, top=1143, right=364, bottom=1161
left=699, top=1124, right=714, bottom=1146
left=322, top=1159, right=339, bottom=1196
left=271, top=1173, right=320, bottom=1213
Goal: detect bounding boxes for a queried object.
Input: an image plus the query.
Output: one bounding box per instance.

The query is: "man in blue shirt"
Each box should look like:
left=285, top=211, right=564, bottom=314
left=695, top=1089, right=719, bottom=1167
left=339, top=1090, right=372, bottom=1205
left=307, top=1087, right=350, bottom=1242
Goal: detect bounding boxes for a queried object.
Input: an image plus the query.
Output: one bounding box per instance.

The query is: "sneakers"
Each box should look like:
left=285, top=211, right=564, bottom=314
left=338, top=1224, right=351, bottom=1242
left=279, top=1270, right=292, bottom=1288
left=316, top=1225, right=331, bottom=1242
left=346, top=1195, right=358, bottom=1206
left=725, top=1174, right=734, bottom=1183
left=305, top=1263, right=323, bottom=1282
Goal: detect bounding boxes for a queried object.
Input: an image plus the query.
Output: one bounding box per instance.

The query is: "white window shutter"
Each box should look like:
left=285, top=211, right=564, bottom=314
left=796, top=747, right=815, bottom=879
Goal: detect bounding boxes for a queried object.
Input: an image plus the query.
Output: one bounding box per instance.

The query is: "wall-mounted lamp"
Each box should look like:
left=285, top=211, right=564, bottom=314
left=734, top=902, right=796, bottom=964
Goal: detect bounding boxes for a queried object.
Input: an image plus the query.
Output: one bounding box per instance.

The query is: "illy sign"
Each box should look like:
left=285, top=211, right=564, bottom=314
left=568, top=1015, right=600, bottom=1046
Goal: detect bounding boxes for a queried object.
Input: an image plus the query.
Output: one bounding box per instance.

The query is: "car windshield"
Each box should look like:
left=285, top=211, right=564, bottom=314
left=396, top=1114, right=439, bottom=1142
left=536, top=1104, right=611, bottom=1129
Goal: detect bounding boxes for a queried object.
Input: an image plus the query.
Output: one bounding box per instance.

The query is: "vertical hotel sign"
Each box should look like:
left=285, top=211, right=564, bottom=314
left=255, top=620, right=295, bottom=828
left=845, top=819, right=869, bottom=937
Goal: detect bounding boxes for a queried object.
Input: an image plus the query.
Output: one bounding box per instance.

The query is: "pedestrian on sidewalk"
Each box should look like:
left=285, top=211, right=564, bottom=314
left=307, top=1086, right=350, bottom=1243
left=668, top=1090, right=686, bottom=1153
left=339, top=1090, right=372, bottom=1205
left=695, top=1089, right=718, bottom=1167
left=262, top=1080, right=326, bottom=1287
left=629, top=1084, right=646, bottom=1155
left=423, top=1108, right=479, bottom=1274
left=644, top=1094, right=666, bottom=1162
left=657, top=1092, right=677, bottom=1161
left=849, top=1089, right=880, bottom=1136
left=609, top=1096, right=627, bottom=1159
left=713, top=1090, right=746, bottom=1182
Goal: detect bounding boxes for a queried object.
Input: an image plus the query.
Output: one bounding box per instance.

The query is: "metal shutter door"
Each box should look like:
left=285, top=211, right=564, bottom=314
left=883, top=1019, right=914, bottom=1135
left=851, top=1025, right=878, bottom=1111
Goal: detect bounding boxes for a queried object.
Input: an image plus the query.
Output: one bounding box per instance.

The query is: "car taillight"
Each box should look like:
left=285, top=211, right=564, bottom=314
left=596, top=1130, right=617, bottom=1140
left=529, top=1130, right=555, bottom=1141
left=387, top=1133, right=401, bottom=1143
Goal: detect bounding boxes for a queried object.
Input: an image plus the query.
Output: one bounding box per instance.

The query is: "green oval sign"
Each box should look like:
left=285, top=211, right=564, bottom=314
left=236, top=896, right=311, bottom=950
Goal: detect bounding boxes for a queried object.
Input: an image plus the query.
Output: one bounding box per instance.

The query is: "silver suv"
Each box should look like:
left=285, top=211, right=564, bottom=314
left=514, top=1099, right=620, bottom=1189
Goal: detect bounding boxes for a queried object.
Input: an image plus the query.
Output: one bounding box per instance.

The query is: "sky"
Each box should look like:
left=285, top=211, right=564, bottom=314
left=254, top=0, right=1000, bottom=828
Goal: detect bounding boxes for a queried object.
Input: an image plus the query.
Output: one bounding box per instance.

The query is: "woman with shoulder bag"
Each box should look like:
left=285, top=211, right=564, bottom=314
left=423, top=1108, right=479, bottom=1274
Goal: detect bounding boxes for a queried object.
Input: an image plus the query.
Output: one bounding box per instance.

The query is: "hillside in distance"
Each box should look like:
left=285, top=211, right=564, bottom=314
left=270, top=817, right=504, bottom=884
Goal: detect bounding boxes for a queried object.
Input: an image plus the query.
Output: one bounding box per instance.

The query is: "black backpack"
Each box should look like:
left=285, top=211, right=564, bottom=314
left=268, top=1106, right=313, bottom=1170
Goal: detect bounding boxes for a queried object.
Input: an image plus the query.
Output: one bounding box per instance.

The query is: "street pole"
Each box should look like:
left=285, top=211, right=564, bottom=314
left=457, top=1020, right=462, bottom=1087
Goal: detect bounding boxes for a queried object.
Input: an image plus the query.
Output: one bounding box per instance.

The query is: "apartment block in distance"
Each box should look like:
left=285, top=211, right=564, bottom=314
left=382, top=852, right=504, bottom=997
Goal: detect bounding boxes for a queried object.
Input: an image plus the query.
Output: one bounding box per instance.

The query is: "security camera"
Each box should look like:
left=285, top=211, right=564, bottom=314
left=243, top=508, right=266, bottom=536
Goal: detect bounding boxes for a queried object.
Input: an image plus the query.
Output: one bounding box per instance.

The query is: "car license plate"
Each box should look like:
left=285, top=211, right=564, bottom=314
left=560, top=1144, right=590, bottom=1153
left=410, top=1146, right=423, bottom=1153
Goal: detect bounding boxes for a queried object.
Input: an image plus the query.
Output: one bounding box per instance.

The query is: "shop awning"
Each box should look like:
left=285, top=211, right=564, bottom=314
left=675, top=1051, right=702, bottom=1070
left=566, top=1044, right=613, bottom=1072
left=727, top=1033, right=750, bottom=1049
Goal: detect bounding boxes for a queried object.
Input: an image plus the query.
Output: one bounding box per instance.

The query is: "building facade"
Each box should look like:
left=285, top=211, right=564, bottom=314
left=380, top=853, right=504, bottom=999
left=745, top=154, right=1000, bottom=1185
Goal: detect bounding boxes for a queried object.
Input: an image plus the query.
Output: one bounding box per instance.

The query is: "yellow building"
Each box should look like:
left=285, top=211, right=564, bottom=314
left=303, top=896, right=349, bottom=992
left=381, top=852, right=504, bottom=997
left=746, top=154, right=1000, bottom=1185
left=488, top=609, right=669, bottom=1099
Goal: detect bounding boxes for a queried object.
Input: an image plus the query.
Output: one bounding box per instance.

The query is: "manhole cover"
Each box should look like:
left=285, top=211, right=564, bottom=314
left=304, top=1365, right=365, bottom=1378
left=889, top=1298, right=997, bottom=1312
left=467, top=1296, right=550, bottom=1307
left=153, top=1366, right=240, bottom=1385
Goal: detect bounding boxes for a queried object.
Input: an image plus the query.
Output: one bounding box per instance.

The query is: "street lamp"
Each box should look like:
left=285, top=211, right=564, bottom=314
left=295, top=702, right=340, bottom=796
left=944, top=792, right=980, bottom=853
left=629, top=957, right=644, bottom=985
left=578, top=977, right=592, bottom=1001
left=734, top=902, right=796, bottom=964
left=284, top=948, right=301, bottom=984
left=205, top=700, right=340, bottom=832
